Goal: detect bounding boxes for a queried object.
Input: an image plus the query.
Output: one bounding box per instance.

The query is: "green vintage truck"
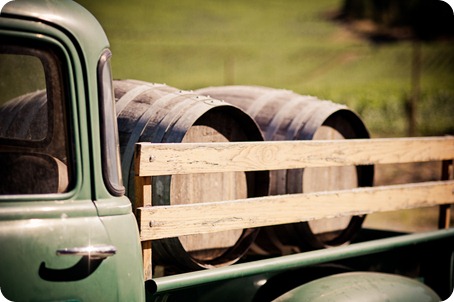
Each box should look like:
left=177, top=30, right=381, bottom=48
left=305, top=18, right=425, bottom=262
left=0, top=1, right=453, bottom=301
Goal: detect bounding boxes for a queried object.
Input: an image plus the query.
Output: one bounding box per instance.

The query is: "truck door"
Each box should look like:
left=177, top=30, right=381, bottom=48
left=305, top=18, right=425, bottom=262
left=0, top=27, right=120, bottom=301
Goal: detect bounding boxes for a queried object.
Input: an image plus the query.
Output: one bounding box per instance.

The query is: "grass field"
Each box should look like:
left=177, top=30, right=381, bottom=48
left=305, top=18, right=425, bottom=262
left=77, top=0, right=454, bottom=137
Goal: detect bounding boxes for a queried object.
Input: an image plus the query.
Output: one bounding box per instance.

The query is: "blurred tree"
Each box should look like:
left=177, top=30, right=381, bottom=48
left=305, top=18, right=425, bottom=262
left=335, top=0, right=454, bottom=136
left=338, top=0, right=454, bottom=41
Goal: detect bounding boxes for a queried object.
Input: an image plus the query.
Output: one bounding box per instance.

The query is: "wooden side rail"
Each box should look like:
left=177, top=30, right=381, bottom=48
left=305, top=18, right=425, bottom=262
left=135, top=136, right=454, bottom=176
left=134, top=136, right=454, bottom=279
left=139, top=181, right=453, bottom=241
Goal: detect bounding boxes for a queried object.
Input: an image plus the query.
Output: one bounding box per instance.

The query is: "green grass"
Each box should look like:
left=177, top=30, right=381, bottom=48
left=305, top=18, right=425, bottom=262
left=76, top=0, right=454, bottom=137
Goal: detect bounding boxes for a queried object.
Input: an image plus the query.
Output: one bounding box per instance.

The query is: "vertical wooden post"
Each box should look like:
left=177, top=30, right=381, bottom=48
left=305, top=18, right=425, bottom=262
left=438, top=160, right=453, bottom=229
left=135, top=175, right=153, bottom=280
left=134, top=143, right=154, bottom=280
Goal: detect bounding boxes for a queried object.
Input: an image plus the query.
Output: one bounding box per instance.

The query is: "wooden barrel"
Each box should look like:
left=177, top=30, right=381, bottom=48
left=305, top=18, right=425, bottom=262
left=114, top=80, right=269, bottom=271
left=0, top=90, right=67, bottom=161
left=0, top=90, right=70, bottom=194
left=197, top=85, right=374, bottom=252
left=0, top=90, right=47, bottom=142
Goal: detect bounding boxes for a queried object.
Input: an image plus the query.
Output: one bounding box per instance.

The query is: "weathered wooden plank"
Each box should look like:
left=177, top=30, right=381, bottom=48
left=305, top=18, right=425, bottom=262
left=135, top=136, right=454, bottom=176
left=138, top=180, right=454, bottom=241
left=439, top=160, right=453, bottom=229
left=134, top=176, right=153, bottom=280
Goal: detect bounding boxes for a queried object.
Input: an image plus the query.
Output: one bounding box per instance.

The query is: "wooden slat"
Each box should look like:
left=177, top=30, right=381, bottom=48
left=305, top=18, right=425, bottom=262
left=439, top=160, right=453, bottom=229
left=134, top=176, right=153, bottom=280
left=135, top=136, right=454, bottom=176
left=138, top=180, right=454, bottom=241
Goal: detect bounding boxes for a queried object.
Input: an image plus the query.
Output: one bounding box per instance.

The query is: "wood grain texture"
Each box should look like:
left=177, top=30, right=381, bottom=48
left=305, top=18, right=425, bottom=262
left=302, top=126, right=357, bottom=235
left=134, top=175, right=152, bottom=279
left=135, top=136, right=454, bottom=176
left=138, top=180, right=454, bottom=241
left=197, top=86, right=373, bottom=250
left=172, top=125, right=245, bottom=257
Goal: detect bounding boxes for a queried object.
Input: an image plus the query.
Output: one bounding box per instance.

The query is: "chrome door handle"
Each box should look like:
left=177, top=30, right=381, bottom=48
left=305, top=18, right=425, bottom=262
left=56, top=245, right=116, bottom=260
left=40, top=245, right=117, bottom=282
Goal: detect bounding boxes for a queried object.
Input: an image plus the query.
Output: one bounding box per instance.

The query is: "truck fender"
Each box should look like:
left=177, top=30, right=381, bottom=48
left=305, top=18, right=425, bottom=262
left=273, top=272, right=440, bottom=302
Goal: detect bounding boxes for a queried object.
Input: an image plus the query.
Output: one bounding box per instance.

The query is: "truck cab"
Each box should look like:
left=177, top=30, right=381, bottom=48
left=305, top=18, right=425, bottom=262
left=0, top=1, right=144, bottom=300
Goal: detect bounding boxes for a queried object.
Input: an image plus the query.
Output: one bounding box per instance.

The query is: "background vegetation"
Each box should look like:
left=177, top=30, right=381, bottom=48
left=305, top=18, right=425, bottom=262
left=77, top=0, right=453, bottom=137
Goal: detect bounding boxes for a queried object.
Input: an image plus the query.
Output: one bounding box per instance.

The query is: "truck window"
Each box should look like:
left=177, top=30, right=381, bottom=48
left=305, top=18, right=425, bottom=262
left=98, top=50, right=124, bottom=196
left=0, top=53, right=47, bottom=140
left=0, top=42, right=73, bottom=195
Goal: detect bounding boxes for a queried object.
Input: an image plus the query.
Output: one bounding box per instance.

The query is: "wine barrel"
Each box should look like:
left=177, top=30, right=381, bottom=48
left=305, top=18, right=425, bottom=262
left=197, top=85, right=374, bottom=252
left=0, top=90, right=68, bottom=162
left=114, top=80, right=269, bottom=271
left=0, top=90, right=70, bottom=194
left=0, top=90, right=47, bottom=142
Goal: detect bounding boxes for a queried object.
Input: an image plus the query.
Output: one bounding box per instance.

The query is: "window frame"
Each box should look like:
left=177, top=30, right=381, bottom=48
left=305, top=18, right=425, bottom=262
left=0, top=36, right=75, bottom=195
left=97, top=49, right=125, bottom=196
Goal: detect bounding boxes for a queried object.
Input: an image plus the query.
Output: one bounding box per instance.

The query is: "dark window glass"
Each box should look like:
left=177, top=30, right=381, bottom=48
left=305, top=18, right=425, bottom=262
left=0, top=41, right=72, bottom=195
